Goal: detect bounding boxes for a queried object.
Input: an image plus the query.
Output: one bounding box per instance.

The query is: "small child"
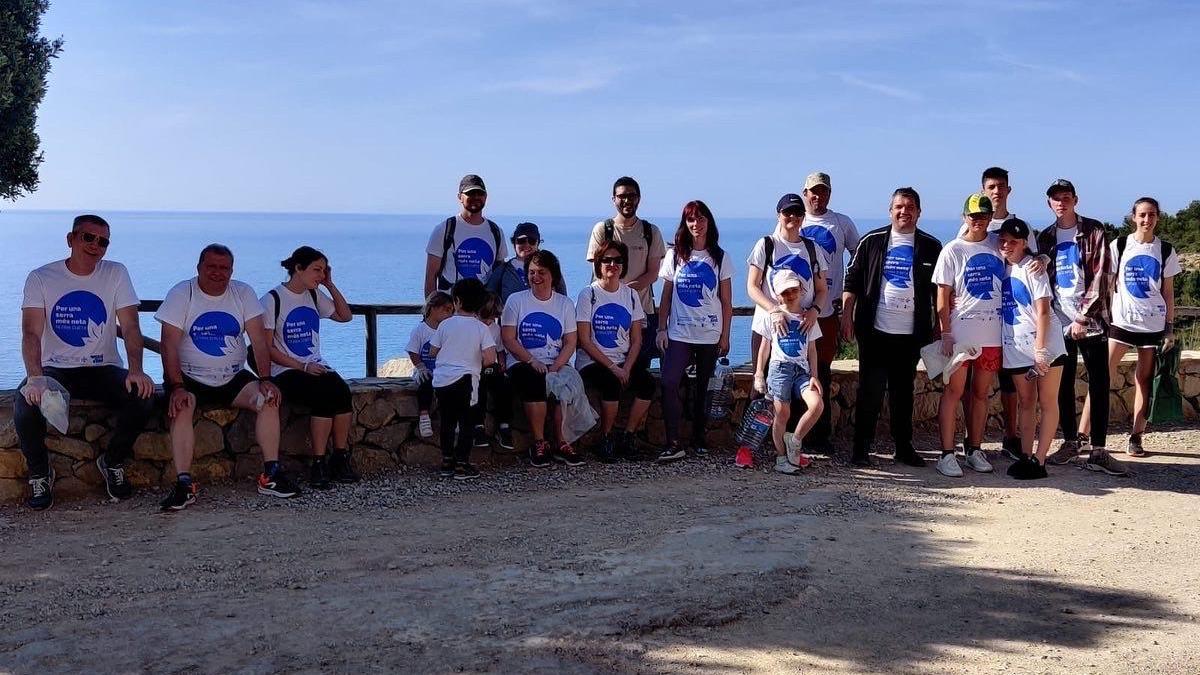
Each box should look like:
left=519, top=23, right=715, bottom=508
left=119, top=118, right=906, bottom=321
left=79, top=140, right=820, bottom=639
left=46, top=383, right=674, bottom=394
left=472, top=292, right=515, bottom=450
left=429, top=278, right=497, bottom=480
left=753, top=270, right=824, bottom=475
left=406, top=291, right=454, bottom=438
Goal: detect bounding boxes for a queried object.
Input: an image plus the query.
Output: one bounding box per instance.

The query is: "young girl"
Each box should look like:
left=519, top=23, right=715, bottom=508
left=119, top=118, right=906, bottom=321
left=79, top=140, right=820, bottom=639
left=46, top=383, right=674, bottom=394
left=406, top=291, right=454, bottom=439
left=656, top=200, right=734, bottom=462
left=262, top=246, right=357, bottom=489
left=997, top=219, right=1066, bottom=479
left=429, top=278, right=497, bottom=480
left=471, top=292, right=514, bottom=450
left=753, top=270, right=823, bottom=475
left=1106, top=197, right=1181, bottom=458
left=576, top=240, right=655, bottom=462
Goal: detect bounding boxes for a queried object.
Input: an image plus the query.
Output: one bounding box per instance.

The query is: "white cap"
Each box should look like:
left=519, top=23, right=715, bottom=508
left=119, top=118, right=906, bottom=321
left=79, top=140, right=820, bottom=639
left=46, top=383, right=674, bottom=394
left=771, top=269, right=804, bottom=297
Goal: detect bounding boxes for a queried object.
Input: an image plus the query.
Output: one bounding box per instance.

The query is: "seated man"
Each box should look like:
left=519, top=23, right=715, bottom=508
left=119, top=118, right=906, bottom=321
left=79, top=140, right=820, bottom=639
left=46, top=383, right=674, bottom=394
left=16, top=214, right=155, bottom=510
left=155, top=244, right=297, bottom=510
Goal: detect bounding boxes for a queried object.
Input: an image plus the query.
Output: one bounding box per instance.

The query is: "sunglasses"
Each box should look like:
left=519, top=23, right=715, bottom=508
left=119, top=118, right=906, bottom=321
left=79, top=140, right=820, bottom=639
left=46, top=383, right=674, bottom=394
left=513, top=236, right=540, bottom=246
left=76, top=231, right=110, bottom=248
left=600, top=256, right=625, bottom=266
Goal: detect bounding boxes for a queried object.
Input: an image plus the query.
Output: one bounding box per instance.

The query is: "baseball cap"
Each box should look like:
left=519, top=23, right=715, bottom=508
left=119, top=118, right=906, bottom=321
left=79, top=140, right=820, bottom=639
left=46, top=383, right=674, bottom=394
left=996, top=217, right=1031, bottom=242
left=776, top=193, right=805, bottom=213
left=512, top=222, right=541, bottom=242
left=771, top=269, right=804, bottom=297
left=804, top=172, right=832, bottom=191
left=458, top=174, right=487, bottom=194
left=963, top=192, right=994, bottom=216
left=1045, top=178, right=1076, bottom=197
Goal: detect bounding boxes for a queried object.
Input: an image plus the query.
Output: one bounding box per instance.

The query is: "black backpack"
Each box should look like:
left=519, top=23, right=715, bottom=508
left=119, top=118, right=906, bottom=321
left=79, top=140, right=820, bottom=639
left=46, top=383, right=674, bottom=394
left=602, top=218, right=654, bottom=248
left=247, top=287, right=319, bottom=375
left=760, top=235, right=821, bottom=279
left=1115, top=234, right=1173, bottom=272
left=436, top=216, right=503, bottom=290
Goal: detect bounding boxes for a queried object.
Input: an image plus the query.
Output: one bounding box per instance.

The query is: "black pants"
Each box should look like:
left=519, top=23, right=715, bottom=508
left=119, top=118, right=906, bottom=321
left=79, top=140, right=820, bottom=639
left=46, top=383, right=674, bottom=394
left=435, top=375, right=474, bottom=463
left=472, top=368, right=512, bottom=428
left=661, top=339, right=718, bottom=445
left=15, top=365, right=155, bottom=477
left=417, top=379, right=433, bottom=411
left=854, top=329, right=920, bottom=452
left=1059, top=334, right=1109, bottom=448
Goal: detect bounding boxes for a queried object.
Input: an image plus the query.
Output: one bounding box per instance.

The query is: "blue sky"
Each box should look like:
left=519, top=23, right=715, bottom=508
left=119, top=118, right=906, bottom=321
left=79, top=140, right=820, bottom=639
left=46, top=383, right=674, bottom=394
left=16, top=0, right=1200, bottom=221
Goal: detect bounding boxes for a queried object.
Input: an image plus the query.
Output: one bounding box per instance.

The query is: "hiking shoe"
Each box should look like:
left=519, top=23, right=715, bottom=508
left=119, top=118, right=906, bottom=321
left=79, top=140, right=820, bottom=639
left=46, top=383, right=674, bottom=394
left=595, top=434, right=617, bottom=464
left=774, top=456, right=800, bottom=475
left=1126, top=435, right=1148, bottom=457
left=97, top=454, right=133, bottom=501
left=472, top=425, right=490, bottom=448
left=1077, top=433, right=1091, bottom=453
left=329, top=450, right=360, bottom=483
left=309, top=457, right=332, bottom=490
left=439, top=459, right=456, bottom=478
left=529, top=440, right=552, bottom=468
left=257, top=469, right=299, bottom=498
left=936, top=452, right=964, bottom=477
left=27, top=469, right=54, bottom=511
left=554, top=442, right=584, bottom=467
left=893, top=447, right=927, bottom=468
left=1047, top=440, right=1081, bottom=465
left=160, top=480, right=198, bottom=511
left=850, top=451, right=873, bottom=468
left=618, top=430, right=641, bottom=461
left=657, top=443, right=686, bottom=463
left=1001, top=436, right=1023, bottom=462
left=418, top=413, right=433, bottom=438
left=454, top=463, right=481, bottom=481
left=497, top=426, right=515, bottom=450
left=1084, top=448, right=1129, bottom=477
left=964, top=448, right=994, bottom=473
left=692, top=445, right=710, bottom=457
left=734, top=446, right=755, bottom=468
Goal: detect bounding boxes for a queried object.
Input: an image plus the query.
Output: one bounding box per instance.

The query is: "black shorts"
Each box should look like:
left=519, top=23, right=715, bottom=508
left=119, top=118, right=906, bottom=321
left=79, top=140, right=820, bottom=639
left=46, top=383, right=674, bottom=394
left=507, top=362, right=550, bottom=403
left=997, top=369, right=1016, bottom=394
left=183, top=370, right=257, bottom=407
left=1001, top=353, right=1070, bottom=378
left=274, top=368, right=353, bottom=418
left=1108, top=325, right=1164, bottom=349
left=580, top=362, right=656, bottom=402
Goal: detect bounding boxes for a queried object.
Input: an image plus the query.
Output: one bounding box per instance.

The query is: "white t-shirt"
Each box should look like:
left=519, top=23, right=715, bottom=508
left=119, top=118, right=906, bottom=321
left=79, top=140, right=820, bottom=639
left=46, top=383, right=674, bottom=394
left=800, top=210, right=859, bottom=318
left=260, top=284, right=337, bottom=376
left=660, top=248, right=734, bottom=344
left=424, top=216, right=508, bottom=286
left=574, top=281, right=646, bottom=370
left=22, top=260, right=139, bottom=369
left=955, top=213, right=1037, bottom=251
left=154, top=278, right=263, bottom=386
left=1051, top=225, right=1084, bottom=327
left=874, top=230, right=917, bottom=335
left=405, top=319, right=438, bottom=371
left=746, top=234, right=826, bottom=336
left=586, top=219, right=667, bottom=312
left=1001, top=256, right=1066, bottom=369
left=430, top=315, right=495, bottom=399
left=770, top=312, right=823, bottom=371
left=932, top=235, right=1005, bottom=348
left=500, top=290, right=578, bottom=367
left=486, top=320, right=503, bottom=356
left=1110, top=236, right=1181, bottom=334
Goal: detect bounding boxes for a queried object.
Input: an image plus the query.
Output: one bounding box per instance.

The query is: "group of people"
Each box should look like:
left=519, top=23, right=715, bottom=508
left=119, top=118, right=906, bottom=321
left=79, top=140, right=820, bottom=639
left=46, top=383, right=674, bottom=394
left=12, top=170, right=1180, bottom=512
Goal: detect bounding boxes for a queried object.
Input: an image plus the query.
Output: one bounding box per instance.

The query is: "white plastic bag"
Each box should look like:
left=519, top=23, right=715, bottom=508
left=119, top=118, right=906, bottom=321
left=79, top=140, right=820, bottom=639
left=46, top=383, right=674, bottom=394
left=920, top=340, right=981, bottom=383
left=21, top=376, right=71, bottom=433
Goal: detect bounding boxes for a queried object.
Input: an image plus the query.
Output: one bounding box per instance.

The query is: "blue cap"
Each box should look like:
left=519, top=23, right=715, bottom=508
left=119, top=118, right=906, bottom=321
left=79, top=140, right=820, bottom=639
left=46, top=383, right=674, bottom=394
left=512, top=222, right=541, bottom=242
left=776, top=193, right=805, bottom=213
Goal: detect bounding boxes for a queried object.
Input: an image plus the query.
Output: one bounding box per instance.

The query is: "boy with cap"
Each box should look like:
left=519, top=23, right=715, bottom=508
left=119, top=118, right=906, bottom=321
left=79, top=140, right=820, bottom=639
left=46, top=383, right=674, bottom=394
left=425, top=174, right=508, bottom=297
left=753, top=270, right=824, bottom=475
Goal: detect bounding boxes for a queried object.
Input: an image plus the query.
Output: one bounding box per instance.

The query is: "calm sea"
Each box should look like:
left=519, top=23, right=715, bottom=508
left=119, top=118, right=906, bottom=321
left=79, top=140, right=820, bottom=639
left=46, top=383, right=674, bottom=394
left=0, top=210, right=963, bottom=387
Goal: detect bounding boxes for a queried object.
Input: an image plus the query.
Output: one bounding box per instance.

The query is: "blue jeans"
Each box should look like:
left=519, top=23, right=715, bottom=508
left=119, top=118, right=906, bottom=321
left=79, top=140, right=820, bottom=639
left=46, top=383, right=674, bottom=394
left=766, top=360, right=813, bottom=402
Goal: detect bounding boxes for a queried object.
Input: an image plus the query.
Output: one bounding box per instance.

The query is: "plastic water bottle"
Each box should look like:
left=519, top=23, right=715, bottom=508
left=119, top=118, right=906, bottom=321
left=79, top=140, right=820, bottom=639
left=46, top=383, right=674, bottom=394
left=1023, top=367, right=1041, bottom=382
left=735, top=398, right=775, bottom=451
left=706, top=358, right=734, bottom=421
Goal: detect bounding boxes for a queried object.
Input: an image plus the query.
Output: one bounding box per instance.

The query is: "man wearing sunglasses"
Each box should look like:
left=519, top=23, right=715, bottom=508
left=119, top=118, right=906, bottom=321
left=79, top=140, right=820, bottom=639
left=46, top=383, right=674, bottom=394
left=15, top=214, right=156, bottom=510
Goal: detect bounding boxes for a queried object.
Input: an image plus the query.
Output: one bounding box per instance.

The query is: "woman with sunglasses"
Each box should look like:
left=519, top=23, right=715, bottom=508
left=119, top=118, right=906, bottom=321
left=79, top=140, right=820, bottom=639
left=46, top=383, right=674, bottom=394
left=575, top=241, right=655, bottom=462
left=486, top=222, right=566, bottom=306
left=655, top=200, right=734, bottom=462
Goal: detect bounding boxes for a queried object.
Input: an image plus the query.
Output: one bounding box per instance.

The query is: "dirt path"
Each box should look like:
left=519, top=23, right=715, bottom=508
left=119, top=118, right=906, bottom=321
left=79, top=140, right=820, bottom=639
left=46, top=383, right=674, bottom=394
left=2, top=425, right=1198, bottom=674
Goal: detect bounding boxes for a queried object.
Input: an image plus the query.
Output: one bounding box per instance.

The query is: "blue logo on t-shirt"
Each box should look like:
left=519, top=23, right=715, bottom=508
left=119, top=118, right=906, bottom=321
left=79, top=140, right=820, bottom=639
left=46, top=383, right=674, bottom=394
left=1000, top=277, right=1031, bottom=326
left=50, top=290, right=107, bottom=347
left=1054, top=241, right=1081, bottom=289
left=1123, top=255, right=1161, bottom=299
left=454, top=237, right=495, bottom=281
left=282, top=306, right=320, bottom=356
left=675, top=260, right=718, bottom=308
left=189, top=311, right=241, bottom=357
left=883, top=245, right=914, bottom=289
left=801, top=226, right=837, bottom=255
left=777, top=319, right=807, bottom=357
left=964, top=253, right=1004, bottom=300
left=419, top=340, right=436, bottom=371
left=592, top=302, right=632, bottom=350
left=518, top=311, right=563, bottom=351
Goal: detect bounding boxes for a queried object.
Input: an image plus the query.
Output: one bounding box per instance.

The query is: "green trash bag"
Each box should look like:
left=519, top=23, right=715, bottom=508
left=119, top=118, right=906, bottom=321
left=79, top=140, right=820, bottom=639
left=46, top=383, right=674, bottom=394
left=1150, top=343, right=1184, bottom=424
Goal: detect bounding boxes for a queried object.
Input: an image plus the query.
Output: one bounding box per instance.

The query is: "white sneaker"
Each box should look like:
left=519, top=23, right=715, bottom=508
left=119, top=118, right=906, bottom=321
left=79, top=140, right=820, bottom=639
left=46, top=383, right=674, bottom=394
left=964, top=448, right=994, bottom=473
left=418, top=413, right=433, bottom=438
left=936, top=453, right=964, bottom=477
left=774, top=456, right=800, bottom=475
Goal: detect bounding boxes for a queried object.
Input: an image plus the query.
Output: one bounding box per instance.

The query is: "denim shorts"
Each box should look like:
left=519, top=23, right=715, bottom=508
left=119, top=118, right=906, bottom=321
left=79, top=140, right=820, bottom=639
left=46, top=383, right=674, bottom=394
left=766, top=360, right=813, bottom=402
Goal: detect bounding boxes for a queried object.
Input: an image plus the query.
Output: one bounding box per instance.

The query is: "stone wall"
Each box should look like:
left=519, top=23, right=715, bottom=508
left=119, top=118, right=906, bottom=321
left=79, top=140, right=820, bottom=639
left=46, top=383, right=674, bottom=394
left=2, top=351, right=1198, bottom=504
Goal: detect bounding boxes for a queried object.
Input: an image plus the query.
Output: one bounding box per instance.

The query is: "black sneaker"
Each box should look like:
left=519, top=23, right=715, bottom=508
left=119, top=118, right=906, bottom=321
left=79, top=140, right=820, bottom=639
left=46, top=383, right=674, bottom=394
left=497, top=426, right=515, bottom=450
left=1006, top=454, right=1033, bottom=478
left=529, top=440, right=552, bottom=468
left=309, top=457, right=332, bottom=490
left=97, top=454, right=133, bottom=501
left=595, top=434, right=617, bottom=464
left=257, top=469, right=299, bottom=498
left=160, top=481, right=198, bottom=511
left=850, top=450, right=873, bottom=467
left=472, top=425, right=491, bottom=448
left=619, top=430, right=642, bottom=461
left=1001, top=436, right=1023, bottom=462
left=439, top=459, right=456, bottom=478
left=329, top=450, right=361, bottom=484
left=454, top=463, right=481, bottom=481
left=554, top=442, right=585, bottom=467
left=657, top=442, right=686, bottom=463
left=27, top=468, right=54, bottom=511
left=893, top=446, right=927, bottom=467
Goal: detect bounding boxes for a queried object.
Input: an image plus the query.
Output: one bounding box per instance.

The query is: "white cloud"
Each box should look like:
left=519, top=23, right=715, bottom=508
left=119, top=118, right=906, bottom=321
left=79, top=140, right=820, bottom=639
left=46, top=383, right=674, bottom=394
left=838, top=74, right=924, bottom=102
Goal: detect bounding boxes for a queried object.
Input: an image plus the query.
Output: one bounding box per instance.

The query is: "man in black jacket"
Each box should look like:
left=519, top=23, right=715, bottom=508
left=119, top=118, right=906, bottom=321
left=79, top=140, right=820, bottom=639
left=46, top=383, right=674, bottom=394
left=841, top=187, right=942, bottom=467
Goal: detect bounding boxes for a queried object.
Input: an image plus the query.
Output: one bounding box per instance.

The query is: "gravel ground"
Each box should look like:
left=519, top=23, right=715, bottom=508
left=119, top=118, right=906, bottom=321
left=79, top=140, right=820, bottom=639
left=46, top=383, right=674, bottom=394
left=1, top=423, right=1198, bottom=674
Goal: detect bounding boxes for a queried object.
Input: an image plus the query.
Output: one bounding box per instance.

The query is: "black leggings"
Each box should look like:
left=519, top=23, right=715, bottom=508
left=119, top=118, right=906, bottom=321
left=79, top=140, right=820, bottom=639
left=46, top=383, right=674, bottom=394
left=1059, top=335, right=1109, bottom=448
left=660, top=339, right=718, bottom=445
left=417, top=379, right=433, bottom=412
left=274, top=369, right=353, bottom=418
left=472, top=368, right=512, bottom=427
left=435, top=375, right=474, bottom=463
left=580, top=362, right=656, bottom=402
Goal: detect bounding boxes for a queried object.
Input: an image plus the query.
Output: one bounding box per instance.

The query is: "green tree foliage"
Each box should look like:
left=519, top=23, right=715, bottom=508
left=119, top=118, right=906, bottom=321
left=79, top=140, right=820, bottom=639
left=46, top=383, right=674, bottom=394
left=0, top=0, right=62, bottom=201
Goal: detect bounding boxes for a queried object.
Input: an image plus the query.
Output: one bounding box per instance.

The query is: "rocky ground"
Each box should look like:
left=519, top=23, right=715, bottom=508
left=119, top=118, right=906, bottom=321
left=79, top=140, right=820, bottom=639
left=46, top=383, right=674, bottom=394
left=1, top=424, right=1198, bottom=674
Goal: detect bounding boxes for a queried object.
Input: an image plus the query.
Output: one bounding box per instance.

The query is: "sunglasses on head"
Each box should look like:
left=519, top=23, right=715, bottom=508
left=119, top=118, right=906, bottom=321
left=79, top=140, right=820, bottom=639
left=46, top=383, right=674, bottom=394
left=76, top=231, right=110, bottom=248
left=600, top=256, right=625, bottom=266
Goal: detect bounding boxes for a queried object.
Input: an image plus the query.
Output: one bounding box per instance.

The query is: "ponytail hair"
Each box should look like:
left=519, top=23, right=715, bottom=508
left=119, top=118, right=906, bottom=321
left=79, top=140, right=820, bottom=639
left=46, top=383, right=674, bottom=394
left=422, top=291, right=454, bottom=319
left=280, top=246, right=327, bottom=278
